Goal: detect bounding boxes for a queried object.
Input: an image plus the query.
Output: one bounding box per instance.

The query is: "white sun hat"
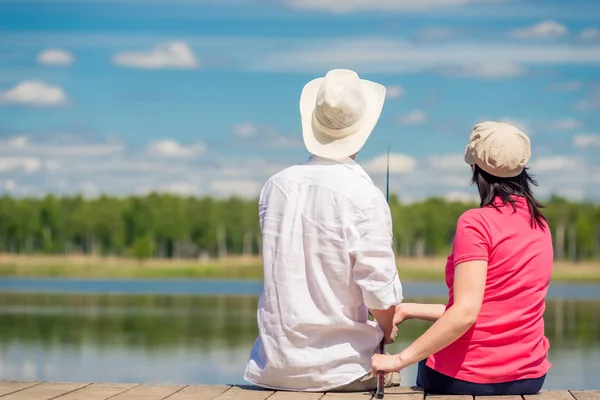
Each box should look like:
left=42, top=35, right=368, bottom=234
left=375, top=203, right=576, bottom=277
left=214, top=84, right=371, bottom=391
left=300, top=69, right=386, bottom=159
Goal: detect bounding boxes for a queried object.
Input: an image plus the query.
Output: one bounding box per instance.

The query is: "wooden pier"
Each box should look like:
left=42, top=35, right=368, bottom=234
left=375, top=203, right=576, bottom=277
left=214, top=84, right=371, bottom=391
left=0, top=381, right=597, bottom=400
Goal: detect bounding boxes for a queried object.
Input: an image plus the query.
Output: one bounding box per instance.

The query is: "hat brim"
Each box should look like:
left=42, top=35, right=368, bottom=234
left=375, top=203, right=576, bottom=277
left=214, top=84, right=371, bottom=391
left=300, top=77, right=386, bottom=159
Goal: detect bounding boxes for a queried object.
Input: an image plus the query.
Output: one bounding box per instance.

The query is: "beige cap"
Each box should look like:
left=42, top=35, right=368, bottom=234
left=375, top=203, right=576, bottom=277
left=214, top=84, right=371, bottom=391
left=464, top=121, right=531, bottom=178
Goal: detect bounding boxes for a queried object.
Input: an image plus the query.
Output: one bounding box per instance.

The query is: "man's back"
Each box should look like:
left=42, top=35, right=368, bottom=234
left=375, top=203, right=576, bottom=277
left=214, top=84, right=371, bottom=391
left=244, top=155, right=403, bottom=391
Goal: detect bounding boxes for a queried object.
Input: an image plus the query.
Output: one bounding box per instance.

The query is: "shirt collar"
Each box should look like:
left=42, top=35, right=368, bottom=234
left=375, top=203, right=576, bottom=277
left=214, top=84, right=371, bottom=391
left=305, top=155, right=373, bottom=184
left=492, top=195, right=528, bottom=208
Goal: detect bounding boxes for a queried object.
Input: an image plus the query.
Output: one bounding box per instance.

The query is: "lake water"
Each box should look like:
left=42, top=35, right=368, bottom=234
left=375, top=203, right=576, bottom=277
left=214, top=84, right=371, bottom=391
left=0, top=278, right=598, bottom=390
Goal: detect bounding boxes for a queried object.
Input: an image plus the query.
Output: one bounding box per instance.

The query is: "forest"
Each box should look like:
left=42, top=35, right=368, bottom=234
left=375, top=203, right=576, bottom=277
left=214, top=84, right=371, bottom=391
left=0, top=193, right=598, bottom=262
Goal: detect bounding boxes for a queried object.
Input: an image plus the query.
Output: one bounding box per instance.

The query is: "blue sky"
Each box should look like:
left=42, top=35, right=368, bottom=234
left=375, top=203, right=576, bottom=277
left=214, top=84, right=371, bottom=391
left=0, top=0, right=599, bottom=201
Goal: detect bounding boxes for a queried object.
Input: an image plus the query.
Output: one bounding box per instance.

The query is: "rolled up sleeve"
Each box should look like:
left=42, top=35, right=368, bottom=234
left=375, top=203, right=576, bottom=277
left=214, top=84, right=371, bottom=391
left=350, top=194, right=403, bottom=310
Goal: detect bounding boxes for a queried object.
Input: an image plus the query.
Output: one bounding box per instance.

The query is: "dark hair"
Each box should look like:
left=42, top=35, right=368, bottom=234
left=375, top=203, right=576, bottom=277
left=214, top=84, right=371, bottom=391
left=471, top=165, right=547, bottom=229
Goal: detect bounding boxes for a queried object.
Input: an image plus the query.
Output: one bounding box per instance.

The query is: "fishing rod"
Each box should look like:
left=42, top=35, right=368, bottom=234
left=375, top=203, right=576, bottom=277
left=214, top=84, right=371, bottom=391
left=375, top=145, right=390, bottom=400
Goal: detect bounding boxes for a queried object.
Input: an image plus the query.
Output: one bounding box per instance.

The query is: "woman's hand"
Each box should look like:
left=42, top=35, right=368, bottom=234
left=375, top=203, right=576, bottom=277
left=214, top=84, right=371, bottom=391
left=393, top=304, right=409, bottom=325
left=371, top=353, right=405, bottom=375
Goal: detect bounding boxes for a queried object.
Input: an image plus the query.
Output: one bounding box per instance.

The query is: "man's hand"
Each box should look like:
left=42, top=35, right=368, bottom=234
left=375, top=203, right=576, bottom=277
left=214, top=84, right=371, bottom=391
left=371, top=353, right=405, bottom=375
left=383, top=323, right=398, bottom=344
left=370, top=305, right=397, bottom=344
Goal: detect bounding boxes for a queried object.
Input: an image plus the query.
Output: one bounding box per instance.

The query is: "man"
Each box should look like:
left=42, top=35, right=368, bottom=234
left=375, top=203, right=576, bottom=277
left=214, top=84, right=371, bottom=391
left=244, top=69, right=404, bottom=392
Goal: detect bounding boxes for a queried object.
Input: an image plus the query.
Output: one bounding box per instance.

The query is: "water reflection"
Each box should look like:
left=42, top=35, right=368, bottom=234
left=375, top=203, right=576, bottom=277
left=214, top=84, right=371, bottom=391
left=0, top=293, right=598, bottom=389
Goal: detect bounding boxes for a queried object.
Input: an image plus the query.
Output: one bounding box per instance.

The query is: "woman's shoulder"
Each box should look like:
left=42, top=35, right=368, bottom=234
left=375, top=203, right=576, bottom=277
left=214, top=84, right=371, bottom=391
left=457, top=207, right=487, bottom=227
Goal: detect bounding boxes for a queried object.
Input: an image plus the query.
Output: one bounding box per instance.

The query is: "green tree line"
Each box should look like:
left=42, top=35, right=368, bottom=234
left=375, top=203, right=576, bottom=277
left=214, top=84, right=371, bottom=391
left=0, top=193, right=599, bottom=261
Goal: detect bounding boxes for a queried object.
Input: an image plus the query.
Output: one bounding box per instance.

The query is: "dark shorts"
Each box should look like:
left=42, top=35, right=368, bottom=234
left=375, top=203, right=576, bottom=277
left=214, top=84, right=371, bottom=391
left=416, top=360, right=546, bottom=396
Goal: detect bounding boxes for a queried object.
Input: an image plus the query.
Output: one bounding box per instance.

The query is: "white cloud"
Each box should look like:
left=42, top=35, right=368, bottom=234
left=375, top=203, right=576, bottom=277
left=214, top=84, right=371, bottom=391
left=531, top=156, right=584, bottom=172
left=267, top=135, right=302, bottom=148
left=5, top=136, right=28, bottom=149
left=415, top=27, right=461, bottom=42
left=232, top=122, right=258, bottom=138
left=162, top=182, right=201, bottom=196
left=250, top=38, right=600, bottom=75
left=146, top=139, right=206, bottom=158
left=385, top=85, right=404, bottom=99
left=575, top=99, right=600, bottom=110
left=444, top=191, right=479, bottom=203
left=37, top=48, right=75, bottom=66
left=0, top=157, right=42, bottom=173
left=220, top=158, right=287, bottom=179
left=45, top=160, right=60, bottom=171
left=6, top=33, right=600, bottom=76
left=500, top=118, right=533, bottom=135
left=0, top=81, right=68, bottom=107
left=210, top=179, right=262, bottom=198
left=81, top=182, right=99, bottom=197
left=281, top=0, right=502, bottom=13
left=573, top=134, right=600, bottom=148
left=1, top=180, right=17, bottom=192
left=112, top=41, right=199, bottom=70
left=550, top=118, right=582, bottom=131
left=0, top=135, right=124, bottom=158
left=575, top=94, right=600, bottom=111
left=230, top=123, right=302, bottom=149
left=581, top=28, right=600, bottom=41
left=548, top=80, right=582, bottom=92
left=509, top=21, right=568, bottom=39
left=0, top=134, right=284, bottom=198
left=399, top=109, right=428, bottom=124
left=429, top=154, right=466, bottom=171
left=440, top=60, right=525, bottom=78
left=362, top=153, right=416, bottom=175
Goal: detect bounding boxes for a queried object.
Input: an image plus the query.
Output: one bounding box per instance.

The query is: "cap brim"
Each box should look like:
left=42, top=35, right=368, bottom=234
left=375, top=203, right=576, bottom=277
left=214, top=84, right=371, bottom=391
left=299, top=77, right=386, bottom=159
left=464, top=144, right=475, bottom=165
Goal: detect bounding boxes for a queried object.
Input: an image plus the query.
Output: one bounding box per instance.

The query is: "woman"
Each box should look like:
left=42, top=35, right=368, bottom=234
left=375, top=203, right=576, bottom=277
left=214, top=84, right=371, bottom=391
left=372, top=121, right=553, bottom=395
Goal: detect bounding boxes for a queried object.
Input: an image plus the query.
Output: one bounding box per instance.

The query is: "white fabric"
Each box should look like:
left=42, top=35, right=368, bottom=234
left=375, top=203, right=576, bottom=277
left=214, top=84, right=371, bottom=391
left=244, top=155, right=403, bottom=392
left=300, top=69, right=386, bottom=159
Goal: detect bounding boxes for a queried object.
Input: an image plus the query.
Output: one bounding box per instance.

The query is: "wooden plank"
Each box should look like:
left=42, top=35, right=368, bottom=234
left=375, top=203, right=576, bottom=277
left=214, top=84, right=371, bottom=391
left=381, top=391, right=423, bottom=400
left=53, top=383, right=138, bottom=400
left=427, top=396, right=472, bottom=400
left=321, top=392, right=372, bottom=399
left=167, top=385, right=232, bottom=400
left=269, top=391, right=324, bottom=400
left=0, top=382, right=42, bottom=397
left=386, top=387, right=423, bottom=395
left=475, top=397, right=520, bottom=400
left=570, top=391, right=600, bottom=400
left=109, top=384, right=185, bottom=400
left=2, top=382, right=90, bottom=400
left=213, top=386, right=274, bottom=400
left=525, top=390, right=574, bottom=400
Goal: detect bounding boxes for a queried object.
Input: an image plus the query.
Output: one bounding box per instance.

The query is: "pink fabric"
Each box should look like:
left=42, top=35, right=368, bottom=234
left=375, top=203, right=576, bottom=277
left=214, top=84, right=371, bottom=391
left=426, top=195, right=553, bottom=384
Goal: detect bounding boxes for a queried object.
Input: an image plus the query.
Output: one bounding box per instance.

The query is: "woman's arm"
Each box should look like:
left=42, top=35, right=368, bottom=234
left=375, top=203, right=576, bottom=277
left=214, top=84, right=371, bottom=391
left=395, top=303, right=447, bottom=323
left=372, top=259, right=487, bottom=374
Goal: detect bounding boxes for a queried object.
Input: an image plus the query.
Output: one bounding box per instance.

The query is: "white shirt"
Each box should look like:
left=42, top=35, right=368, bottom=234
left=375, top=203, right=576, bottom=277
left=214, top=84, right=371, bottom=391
left=244, top=155, right=403, bottom=392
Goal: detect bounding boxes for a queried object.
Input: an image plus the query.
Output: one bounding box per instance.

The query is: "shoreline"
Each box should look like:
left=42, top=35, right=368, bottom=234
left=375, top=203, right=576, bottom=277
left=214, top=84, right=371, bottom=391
left=0, top=254, right=599, bottom=283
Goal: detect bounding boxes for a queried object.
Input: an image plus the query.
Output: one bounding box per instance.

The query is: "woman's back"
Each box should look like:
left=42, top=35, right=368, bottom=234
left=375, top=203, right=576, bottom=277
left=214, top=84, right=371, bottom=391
left=427, top=195, right=553, bottom=384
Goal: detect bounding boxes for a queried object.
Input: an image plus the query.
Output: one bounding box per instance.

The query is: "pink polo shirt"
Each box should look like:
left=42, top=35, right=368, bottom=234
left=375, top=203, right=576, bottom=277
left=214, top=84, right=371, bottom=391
left=426, top=195, right=553, bottom=384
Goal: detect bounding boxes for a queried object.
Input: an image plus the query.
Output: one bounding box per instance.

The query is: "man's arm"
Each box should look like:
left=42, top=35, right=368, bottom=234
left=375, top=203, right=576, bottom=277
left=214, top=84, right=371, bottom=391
left=350, top=193, right=403, bottom=343
left=370, top=306, right=397, bottom=344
